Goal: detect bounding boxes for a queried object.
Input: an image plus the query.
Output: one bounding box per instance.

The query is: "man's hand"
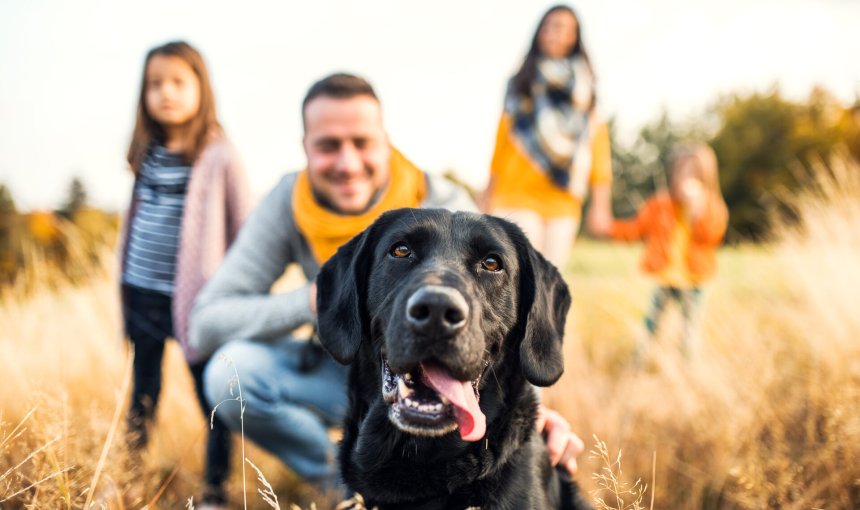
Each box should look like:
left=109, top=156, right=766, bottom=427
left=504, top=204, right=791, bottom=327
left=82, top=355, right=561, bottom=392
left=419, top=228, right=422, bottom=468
left=536, top=405, right=585, bottom=476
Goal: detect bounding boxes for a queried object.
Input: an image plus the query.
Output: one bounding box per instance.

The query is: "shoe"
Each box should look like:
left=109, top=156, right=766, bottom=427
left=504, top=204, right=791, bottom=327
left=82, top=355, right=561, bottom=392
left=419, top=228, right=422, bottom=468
left=197, top=484, right=229, bottom=510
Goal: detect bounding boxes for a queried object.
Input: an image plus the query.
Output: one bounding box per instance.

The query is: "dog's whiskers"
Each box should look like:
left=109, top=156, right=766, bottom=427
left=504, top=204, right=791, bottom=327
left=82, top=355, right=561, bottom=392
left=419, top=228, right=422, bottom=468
left=480, top=349, right=503, bottom=396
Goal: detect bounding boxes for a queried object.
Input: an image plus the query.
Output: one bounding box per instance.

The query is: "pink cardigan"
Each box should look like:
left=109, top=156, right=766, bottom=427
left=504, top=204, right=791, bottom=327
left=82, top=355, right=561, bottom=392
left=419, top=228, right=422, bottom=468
left=119, top=138, right=252, bottom=364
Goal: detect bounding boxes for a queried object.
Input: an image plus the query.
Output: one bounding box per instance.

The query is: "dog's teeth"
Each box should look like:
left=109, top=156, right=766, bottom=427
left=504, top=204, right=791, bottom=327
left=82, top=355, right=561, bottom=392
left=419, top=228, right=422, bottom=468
left=397, top=378, right=413, bottom=398
left=403, top=373, right=412, bottom=381
left=439, top=395, right=450, bottom=405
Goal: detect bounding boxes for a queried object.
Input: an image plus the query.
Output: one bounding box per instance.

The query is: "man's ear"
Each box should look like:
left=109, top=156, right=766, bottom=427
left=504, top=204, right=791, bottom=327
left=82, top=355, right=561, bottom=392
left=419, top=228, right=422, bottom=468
left=315, top=226, right=376, bottom=365
left=499, top=218, right=571, bottom=386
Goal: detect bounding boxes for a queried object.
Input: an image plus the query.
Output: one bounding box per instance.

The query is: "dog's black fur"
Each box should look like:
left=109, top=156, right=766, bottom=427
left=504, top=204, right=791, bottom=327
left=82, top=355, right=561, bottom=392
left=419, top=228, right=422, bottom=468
left=317, top=209, right=591, bottom=510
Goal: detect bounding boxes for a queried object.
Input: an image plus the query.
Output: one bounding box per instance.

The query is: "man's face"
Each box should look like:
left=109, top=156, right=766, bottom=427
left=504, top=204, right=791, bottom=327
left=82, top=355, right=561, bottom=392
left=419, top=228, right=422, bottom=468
left=303, top=95, right=391, bottom=214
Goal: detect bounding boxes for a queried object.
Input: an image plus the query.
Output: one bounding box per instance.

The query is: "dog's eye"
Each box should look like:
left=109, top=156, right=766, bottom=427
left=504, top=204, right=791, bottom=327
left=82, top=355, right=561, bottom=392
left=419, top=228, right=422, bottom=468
left=481, top=255, right=503, bottom=272
left=390, top=243, right=412, bottom=258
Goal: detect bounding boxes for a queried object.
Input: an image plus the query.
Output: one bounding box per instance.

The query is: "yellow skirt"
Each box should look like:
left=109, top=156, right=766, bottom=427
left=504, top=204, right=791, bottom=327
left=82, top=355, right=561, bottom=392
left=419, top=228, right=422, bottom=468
left=485, top=114, right=612, bottom=220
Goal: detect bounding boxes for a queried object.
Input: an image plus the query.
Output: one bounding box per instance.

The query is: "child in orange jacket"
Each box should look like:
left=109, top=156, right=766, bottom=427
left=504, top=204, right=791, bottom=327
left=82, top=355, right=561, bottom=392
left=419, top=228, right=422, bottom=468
left=604, top=144, right=728, bottom=357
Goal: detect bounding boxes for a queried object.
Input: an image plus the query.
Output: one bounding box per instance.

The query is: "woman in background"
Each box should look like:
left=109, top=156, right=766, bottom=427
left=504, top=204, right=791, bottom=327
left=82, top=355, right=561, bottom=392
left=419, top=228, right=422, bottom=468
left=484, top=4, right=613, bottom=268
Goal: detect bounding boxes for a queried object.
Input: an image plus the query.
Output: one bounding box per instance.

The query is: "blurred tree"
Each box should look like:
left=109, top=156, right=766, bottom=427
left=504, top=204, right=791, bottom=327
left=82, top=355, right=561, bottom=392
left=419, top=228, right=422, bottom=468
left=709, top=88, right=845, bottom=239
left=0, top=180, right=119, bottom=292
left=0, top=184, right=19, bottom=283
left=608, top=112, right=701, bottom=219
left=609, top=87, right=857, bottom=241
left=837, top=99, right=860, bottom=162
left=0, top=184, right=15, bottom=214
left=58, top=176, right=88, bottom=219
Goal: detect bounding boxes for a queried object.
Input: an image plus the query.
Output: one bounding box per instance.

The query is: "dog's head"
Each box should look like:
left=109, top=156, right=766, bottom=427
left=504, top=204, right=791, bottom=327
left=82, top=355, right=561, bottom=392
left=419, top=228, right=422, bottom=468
left=316, top=208, right=570, bottom=442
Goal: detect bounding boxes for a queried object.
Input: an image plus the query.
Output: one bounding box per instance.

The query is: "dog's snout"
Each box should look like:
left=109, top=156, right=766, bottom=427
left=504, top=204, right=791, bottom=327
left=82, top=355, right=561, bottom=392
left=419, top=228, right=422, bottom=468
left=406, top=285, right=468, bottom=337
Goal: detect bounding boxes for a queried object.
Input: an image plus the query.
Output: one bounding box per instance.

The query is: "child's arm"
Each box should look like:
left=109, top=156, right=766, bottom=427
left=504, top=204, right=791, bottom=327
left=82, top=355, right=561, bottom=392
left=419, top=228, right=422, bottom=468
left=609, top=199, right=652, bottom=242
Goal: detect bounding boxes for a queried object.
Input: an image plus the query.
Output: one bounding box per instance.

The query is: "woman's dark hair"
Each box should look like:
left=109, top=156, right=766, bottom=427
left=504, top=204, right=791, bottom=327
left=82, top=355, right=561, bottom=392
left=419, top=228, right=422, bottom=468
left=510, top=5, right=594, bottom=99
left=126, top=41, right=221, bottom=174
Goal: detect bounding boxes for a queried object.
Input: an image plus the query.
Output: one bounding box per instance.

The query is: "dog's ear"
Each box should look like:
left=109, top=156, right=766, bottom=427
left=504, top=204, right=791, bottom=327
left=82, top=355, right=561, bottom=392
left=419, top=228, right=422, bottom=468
left=315, top=225, right=376, bottom=365
left=500, top=219, right=571, bottom=386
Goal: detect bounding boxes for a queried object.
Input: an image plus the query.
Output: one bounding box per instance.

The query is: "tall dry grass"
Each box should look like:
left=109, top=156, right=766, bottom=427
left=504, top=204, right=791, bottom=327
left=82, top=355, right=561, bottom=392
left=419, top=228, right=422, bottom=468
left=2, top=158, right=859, bottom=508
left=0, top=265, right=313, bottom=508
left=2, top=208, right=118, bottom=294
left=546, top=156, right=860, bottom=508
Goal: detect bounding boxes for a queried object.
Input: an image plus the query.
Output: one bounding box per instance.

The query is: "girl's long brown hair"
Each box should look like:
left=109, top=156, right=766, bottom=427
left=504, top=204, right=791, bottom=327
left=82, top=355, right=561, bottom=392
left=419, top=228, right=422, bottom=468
left=510, top=5, right=594, bottom=100
left=126, top=41, right=221, bottom=174
left=671, top=143, right=729, bottom=214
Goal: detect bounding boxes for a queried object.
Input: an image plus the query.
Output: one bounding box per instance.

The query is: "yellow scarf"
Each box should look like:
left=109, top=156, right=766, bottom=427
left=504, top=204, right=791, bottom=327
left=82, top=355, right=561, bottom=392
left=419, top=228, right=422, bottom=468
left=293, top=147, right=427, bottom=264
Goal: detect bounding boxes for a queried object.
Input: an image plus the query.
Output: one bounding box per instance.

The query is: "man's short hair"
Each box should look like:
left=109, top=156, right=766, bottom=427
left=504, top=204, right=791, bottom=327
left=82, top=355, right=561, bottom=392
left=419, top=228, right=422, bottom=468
left=302, top=73, right=379, bottom=121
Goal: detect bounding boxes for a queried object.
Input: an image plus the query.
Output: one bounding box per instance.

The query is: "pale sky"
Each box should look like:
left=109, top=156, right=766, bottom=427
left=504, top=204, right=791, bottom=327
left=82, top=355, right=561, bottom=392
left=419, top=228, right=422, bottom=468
left=1, top=0, right=858, bottom=210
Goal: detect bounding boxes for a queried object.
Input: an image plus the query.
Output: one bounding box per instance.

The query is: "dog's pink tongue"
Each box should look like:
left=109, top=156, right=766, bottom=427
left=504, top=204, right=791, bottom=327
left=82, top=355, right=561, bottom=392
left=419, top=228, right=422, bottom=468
left=421, top=362, right=486, bottom=442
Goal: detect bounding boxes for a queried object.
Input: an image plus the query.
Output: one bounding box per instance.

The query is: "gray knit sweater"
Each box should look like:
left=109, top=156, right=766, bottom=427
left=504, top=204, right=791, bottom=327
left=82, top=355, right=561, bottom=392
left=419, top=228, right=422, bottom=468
left=188, top=171, right=476, bottom=357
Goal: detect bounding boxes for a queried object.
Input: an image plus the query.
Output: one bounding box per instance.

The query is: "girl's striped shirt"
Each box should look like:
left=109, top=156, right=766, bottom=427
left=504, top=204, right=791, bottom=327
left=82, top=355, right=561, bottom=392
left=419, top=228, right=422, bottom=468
left=122, top=144, right=190, bottom=295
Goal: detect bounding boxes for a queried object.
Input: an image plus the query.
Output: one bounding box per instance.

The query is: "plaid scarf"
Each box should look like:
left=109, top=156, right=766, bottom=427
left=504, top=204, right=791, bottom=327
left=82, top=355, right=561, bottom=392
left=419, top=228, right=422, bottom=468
left=506, top=56, right=593, bottom=189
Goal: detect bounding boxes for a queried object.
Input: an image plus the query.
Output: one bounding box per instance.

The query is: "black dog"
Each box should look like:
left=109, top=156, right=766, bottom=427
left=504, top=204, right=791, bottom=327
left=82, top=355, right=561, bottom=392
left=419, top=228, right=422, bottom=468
left=317, top=208, right=591, bottom=510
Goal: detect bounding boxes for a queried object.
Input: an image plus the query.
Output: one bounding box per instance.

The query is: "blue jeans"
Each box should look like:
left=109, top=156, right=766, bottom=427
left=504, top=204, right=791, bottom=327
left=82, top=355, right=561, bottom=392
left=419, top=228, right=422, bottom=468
left=203, top=337, right=348, bottom=488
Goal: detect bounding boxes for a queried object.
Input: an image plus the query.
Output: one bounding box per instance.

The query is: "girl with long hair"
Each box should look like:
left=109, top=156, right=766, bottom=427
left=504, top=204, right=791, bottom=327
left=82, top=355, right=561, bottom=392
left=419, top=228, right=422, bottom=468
left=603, top=144, right=729, bottom=358
left=484, top=4, right=613, bottom=267
left=119, top=40, right=251, bottom=508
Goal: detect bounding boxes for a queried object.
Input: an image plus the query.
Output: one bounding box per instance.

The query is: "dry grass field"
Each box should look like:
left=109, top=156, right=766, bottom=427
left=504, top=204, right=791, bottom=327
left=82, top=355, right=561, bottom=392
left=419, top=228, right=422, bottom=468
left=2, top=162, right=859, bottom=509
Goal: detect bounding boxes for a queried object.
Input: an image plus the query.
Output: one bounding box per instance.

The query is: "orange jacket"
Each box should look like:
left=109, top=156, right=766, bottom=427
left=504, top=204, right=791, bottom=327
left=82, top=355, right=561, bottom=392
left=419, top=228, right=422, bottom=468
left=610, top=193, right=728, bottom=283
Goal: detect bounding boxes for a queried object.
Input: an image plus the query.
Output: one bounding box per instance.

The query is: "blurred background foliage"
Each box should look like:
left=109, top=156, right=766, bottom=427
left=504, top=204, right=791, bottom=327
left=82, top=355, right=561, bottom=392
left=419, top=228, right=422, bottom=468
left=1, top=85, right=859, bottom=290
left=607, top=85, right=860, bottom=241
left=0, top=178, right=118, bottom=293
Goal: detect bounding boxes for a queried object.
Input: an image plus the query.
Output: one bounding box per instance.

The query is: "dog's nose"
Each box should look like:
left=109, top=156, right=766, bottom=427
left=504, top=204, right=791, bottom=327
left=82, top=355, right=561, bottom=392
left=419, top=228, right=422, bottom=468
left=406, top=285, right=468, bottom=337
